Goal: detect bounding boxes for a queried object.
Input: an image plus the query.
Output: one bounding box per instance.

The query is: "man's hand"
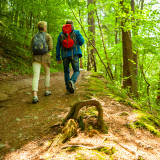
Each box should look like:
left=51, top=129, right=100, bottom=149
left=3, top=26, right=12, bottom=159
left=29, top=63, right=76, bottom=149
left=57, top=60, right=62, bottom=64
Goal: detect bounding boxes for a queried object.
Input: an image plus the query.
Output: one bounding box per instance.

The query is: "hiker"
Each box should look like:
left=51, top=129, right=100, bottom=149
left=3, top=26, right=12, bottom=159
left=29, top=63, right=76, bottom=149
left=30, top=21, right=53, bottom=104
left=56, top=20, right=84, bottom=94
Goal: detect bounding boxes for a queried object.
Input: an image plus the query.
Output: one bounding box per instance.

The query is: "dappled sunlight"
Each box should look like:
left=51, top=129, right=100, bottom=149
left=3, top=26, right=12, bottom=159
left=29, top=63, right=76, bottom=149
left=4, top=137, right=52, bottom=160
left=0, top=70, right=160, bottom=160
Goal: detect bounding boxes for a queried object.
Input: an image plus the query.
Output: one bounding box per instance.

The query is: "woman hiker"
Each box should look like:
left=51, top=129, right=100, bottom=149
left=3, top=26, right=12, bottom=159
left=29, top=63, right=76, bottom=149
left=30, top=21, right=53, bottom=104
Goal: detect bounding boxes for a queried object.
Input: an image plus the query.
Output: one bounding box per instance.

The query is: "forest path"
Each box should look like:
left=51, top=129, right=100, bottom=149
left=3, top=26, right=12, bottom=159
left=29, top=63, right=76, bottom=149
left=0, top=70, right=160, bottom=160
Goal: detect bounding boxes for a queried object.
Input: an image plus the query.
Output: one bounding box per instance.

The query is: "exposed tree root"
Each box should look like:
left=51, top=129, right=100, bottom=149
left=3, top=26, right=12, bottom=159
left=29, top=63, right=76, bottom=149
left=62, top=99, right=108, bottom=133
left=62, top=145, right=116, bottom=156
left=48, top=119, right=78, bottom=152
left=47, top=100, right=107, bottom=153
left=113, top=140, right=145, bottom=160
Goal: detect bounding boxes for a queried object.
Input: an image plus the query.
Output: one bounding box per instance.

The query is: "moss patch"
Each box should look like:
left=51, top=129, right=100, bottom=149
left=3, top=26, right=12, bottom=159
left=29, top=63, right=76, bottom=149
left=132, top=111, right=160, bottom=136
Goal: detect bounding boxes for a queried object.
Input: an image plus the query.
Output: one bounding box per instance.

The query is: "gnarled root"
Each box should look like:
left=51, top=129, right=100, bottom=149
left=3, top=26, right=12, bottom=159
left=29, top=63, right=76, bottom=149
left=62, top=100, right=108, bottom=133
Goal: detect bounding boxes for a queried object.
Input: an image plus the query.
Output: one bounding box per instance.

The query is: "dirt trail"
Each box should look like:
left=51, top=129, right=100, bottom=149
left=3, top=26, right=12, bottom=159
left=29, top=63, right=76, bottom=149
left=0, top=70, right=160, bottom=160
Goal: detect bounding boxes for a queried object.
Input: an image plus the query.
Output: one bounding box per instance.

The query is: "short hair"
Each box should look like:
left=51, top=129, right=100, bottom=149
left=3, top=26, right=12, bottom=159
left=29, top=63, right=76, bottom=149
left=37, top=21, right=47, bottom=31
left=66, top=20, right=74, bottom=25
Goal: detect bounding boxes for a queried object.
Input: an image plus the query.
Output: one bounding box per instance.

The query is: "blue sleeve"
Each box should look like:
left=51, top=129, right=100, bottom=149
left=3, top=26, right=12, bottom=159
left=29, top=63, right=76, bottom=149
left=76, top=30, right=84, bottom=46
left=56, top=34, right=62, bottom=61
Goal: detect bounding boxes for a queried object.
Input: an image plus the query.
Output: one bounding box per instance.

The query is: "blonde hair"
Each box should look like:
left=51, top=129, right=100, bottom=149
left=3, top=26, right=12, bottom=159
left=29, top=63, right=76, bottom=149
left=37, top=21, right=47, bottom=31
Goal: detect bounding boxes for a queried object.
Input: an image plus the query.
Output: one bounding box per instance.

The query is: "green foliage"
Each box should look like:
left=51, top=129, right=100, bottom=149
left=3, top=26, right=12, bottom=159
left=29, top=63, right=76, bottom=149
left=0, top=0, right=72, bottom=74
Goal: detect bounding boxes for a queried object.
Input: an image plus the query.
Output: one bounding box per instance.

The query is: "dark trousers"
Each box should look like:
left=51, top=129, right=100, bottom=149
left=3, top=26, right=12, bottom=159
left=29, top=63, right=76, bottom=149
left=63, top=55, right=80, bottom=90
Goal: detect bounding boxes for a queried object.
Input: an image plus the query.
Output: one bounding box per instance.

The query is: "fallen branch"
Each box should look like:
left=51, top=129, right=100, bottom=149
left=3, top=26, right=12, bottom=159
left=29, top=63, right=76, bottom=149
left=113, top=140, right=145, bottom=159
left=62, top=145, right=107, bottom=150
left=62, top=145, right=116, bottom=156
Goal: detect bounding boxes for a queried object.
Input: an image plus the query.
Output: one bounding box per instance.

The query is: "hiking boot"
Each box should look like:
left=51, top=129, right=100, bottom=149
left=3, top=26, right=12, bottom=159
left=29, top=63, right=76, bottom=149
left=32, top=96, right=39, bottom=104
left=66, top=89, right=71, bottom=94
left=68, top=80, right=75, bottom=94
left=45, top=90, right=52, bottom=96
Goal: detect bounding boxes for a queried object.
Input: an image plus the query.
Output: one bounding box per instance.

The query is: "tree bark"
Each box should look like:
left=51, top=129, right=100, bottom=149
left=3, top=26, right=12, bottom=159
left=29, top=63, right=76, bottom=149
left=78, top=4, right=83, bottom=69
left=141, top=0, right=144, bottom=11
left=114, top=16, right=119, bottom=79
left=131, top=0, right=138, bottom=89
left=120, top=0, right=138, bottom=97
left=87, top=0, right=97, bottom=72
left=157, top=71, right=160, bottom=102
left=87, top=43, right=91, bottom=71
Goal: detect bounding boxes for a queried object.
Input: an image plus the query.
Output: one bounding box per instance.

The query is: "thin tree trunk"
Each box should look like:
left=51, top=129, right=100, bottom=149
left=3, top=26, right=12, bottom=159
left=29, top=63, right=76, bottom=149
left=87, top=0, right=97, bottom=72
left=30, top=12, right=33, bottom=30
left=157, top=71, right=160, bottom=101
left=141, top=0, right=144, bottom=10
left=131, top=0, right=138, bottom=93
left=78, top=4, right=83, bottom=69
left=94, top=1, right=113, bottom=79
left=115, top=16, right=119, bottom=79
left=80, top=58, right=83, bottom=68
left=87, top=43, right=91, bottom=71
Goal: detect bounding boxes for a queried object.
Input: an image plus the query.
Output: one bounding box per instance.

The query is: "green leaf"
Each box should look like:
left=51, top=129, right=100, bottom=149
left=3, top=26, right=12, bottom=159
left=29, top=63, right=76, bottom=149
left=0, top=144, right=5, bottom=148
left=34, top=116, right=38, bottom=120
left=16, top=118, right=21, bottom=122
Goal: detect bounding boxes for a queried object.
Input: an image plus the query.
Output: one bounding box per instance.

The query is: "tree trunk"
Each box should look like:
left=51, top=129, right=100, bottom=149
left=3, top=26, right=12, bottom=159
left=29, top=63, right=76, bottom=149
left=141, top=0, right=144, bottom=10
left=120, top=0, right=138, bottom=97
left=157, top=71, right=160, bottom=102
left=80, top=57, right=83, bottom=69
left=87, top=0, right=97, bottom=72
left=114, top=16, right=119, bottom=79
left=78, top=4, right=83, bottom=70
left=131, top=0, right=139, bottom=89
left=87, top=43, right=91, bottom=71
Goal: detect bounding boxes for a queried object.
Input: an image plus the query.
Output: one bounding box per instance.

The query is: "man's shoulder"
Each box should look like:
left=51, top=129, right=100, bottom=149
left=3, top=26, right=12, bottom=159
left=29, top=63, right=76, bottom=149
left=74, top=30, right=80, bottom=34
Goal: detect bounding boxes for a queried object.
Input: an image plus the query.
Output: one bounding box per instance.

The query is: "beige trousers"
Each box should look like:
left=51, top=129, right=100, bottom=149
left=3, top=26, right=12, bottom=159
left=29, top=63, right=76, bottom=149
left=32, top=62, right=50, bottom=91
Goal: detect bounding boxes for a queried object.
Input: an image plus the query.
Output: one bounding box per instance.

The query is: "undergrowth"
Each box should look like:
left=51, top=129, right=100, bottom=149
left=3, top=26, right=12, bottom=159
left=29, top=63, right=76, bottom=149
left=86, top=71, right=160, bottom=136
left=0, top=48, right=63, bottom=76
left=0, top=34, right=64, bottom=76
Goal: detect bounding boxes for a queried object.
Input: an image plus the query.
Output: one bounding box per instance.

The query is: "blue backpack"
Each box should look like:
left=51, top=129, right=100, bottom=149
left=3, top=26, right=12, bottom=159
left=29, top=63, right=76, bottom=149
left=32, top=32, right=48, bottom=55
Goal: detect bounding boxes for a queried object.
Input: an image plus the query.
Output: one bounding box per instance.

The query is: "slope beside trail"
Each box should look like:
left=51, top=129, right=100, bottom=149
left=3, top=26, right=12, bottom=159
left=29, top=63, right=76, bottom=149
left=0, top=70, right=160, bottom=160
